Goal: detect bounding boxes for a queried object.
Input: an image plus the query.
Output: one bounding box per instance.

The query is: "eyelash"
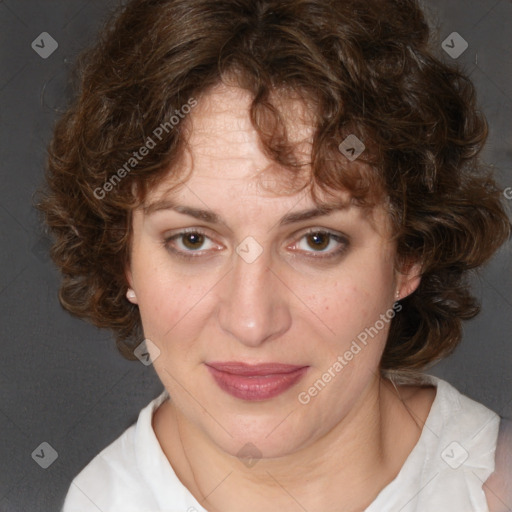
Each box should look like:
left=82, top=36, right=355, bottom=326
left=162, top=227, right=349, bottom=261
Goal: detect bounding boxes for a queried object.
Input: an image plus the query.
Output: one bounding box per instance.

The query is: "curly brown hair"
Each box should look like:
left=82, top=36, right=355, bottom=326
left=36, top=0, right=511, bottom=369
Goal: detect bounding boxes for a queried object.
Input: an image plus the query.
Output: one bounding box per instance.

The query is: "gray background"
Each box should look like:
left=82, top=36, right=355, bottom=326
left=0, top=1, right=511, bottom=511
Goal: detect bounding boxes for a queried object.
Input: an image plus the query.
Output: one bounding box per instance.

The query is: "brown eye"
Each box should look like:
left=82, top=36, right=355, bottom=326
left=292, top=229, right=349, bottom=259
left=306, top=232, right=330, bottom=251
left=181, top=232, right=205, bottom=250
left=163, top=229, right=219, bottom=258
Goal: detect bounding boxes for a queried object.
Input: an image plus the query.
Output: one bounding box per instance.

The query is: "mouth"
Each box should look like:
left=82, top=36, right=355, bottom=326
left=205, top=361, right=309, bottom=401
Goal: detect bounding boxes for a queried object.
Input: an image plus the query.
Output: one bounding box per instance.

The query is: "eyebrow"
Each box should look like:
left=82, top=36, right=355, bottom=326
left=143, top=199, right=350, bottom=226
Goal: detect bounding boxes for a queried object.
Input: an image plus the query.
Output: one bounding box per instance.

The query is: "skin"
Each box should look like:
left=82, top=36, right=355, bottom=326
left=125, top=82, right=437, bottom=512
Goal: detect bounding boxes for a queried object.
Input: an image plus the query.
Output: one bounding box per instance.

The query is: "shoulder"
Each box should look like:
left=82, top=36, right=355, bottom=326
left=398, top=383, right=437, bottom=424
left=61, top=423, right=149, bottom=512
left=387, top=373, right=502, bottom=507
left=74, top=423, right=140, bottom=484
left=390, top=372, right=500, bottom=436
left=485, top=418, right=512, bottom=512
left=61, top=391, right=169, bottom=512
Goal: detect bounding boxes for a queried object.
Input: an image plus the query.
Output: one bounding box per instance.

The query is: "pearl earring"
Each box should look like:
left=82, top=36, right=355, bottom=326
left=126, top=289, right=136, bottom=300
left=396, top=290, right=400, bottom=300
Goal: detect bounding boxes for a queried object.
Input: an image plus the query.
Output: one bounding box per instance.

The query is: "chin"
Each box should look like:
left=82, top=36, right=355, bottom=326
left=204, top=408, right=314, bottom=461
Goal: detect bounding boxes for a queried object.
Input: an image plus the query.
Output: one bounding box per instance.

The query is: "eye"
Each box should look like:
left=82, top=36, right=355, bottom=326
left=291, top=229, right=349, bottom=259
left=162, top=227, right=349, bottom=261
left=163, top=228, right=221, bottom=258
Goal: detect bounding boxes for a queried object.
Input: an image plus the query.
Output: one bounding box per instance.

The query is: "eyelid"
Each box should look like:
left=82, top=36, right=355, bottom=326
left=162, top=227, right=223, bottom=258
left=286, top=227, right=350, bottom=258
left=288, top=226, right=349, bottom=243
left=162, top=226, right=350, bottom=260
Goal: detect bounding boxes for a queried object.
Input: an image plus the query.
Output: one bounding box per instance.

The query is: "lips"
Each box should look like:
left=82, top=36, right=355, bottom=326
left=205, top=361, right=308, bottom=401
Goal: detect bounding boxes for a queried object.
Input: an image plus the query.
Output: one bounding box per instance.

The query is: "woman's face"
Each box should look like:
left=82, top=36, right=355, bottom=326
left=126, top=83, right=419, bottom=458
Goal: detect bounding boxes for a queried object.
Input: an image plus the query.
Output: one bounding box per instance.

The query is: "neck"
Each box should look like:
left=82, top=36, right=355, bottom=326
left=155, top=374, right=427, bottom=512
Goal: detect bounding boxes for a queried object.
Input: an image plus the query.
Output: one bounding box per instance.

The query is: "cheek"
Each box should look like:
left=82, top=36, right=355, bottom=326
left=299, top=257, right=395, bottom=353
left=136, top=275, right=202, bottom=339
left=307, top=282, right=369, bottom=324
left=305, top=261, right=392, bottom=321
left=132, top=255, right=230, bottom=354
left=130, top=250, right=198, bottom=337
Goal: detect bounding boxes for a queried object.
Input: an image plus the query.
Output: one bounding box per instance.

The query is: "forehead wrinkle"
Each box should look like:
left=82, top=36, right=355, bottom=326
left=185, top=121, right=264, bottom=172
left=189, top=84, right=316, bottom=159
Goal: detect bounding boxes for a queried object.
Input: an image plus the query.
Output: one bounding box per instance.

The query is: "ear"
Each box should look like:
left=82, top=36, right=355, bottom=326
left=396, top=260, right=422, bottom=300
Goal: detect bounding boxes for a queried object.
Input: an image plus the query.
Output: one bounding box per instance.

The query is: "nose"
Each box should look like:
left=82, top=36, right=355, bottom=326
left=216, top=244, right=292, bottom=348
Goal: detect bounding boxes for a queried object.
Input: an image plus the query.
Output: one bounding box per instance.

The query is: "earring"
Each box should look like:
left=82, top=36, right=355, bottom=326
left=395, top=290, right=400, bottom=301
left=126, top=289, right=136, bottom=300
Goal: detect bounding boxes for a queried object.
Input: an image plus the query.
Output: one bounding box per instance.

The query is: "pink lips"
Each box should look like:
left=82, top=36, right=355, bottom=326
left=206, top=362, right=308, bottom=401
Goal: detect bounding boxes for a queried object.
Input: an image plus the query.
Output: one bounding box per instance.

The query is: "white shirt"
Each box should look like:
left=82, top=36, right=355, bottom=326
left=61, top=375, right=504, bottom=512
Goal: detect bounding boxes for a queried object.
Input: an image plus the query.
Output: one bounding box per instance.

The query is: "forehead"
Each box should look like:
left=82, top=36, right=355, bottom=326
left=177, top=82, right=316, bottom=184
left=139, top=83, right=391, bottom=235
left=144, top=83, right=327, bottom=206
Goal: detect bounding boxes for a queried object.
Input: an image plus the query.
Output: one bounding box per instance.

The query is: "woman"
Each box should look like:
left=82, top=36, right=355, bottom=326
left=37, top=0, right=511, bottom=510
